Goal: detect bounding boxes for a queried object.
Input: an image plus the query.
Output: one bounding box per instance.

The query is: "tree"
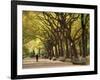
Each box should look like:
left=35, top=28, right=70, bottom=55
left=22, top=11, right=90, bottom=65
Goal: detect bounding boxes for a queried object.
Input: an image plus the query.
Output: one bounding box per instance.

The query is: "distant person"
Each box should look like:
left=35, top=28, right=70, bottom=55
left=36, top=54, right=38, bottom=62
left=34, top=48, right=39, bottom=62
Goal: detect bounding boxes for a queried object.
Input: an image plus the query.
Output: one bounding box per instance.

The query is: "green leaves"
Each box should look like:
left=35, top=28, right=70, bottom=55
left=22, top=11, right=90, bottom=59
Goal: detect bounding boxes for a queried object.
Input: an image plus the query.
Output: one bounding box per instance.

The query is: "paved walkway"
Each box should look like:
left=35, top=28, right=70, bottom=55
left=22, top=58, right=80, bottom=69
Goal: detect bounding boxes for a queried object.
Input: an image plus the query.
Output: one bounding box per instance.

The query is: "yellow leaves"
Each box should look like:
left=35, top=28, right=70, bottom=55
left=24, top=38, right=44, bottom=53
left=22, top=11, right=90, bottom=54
left=71, top=18, right=81, bottom=39
left=22, top=11, right=42, bottom=44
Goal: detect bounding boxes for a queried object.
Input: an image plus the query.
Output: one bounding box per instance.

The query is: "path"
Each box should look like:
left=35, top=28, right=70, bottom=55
left=23, top=57, right=82, bottom=69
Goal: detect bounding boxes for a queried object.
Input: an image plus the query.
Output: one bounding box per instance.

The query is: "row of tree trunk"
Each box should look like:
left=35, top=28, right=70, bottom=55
left=39, top=12, right=89, bottom=64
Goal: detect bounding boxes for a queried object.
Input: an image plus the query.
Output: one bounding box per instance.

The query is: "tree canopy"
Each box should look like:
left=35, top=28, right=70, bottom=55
left=22, top=11, right=90, bottom=64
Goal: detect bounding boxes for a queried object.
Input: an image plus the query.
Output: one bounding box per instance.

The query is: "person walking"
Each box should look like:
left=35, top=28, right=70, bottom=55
left=35, top=48, right=39, bottom=62
left=36, top=54, right=38, bottom=62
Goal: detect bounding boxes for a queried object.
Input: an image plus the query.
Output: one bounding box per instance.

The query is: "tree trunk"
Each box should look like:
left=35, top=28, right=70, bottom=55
left=81, top=14, right=86, bottom=58
left=65, top=39, right=70, bottom=58
left=79, top=40, right=82, bottom=56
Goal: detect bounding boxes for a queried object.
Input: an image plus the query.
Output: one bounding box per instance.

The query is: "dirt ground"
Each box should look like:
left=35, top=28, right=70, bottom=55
left=22, top=57, right=85, bottom=69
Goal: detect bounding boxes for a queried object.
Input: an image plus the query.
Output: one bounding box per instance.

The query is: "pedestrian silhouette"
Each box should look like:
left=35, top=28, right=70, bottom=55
left=34, top=48, right=39, bottom=62
left=36, top=54, right=38, bottom=62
